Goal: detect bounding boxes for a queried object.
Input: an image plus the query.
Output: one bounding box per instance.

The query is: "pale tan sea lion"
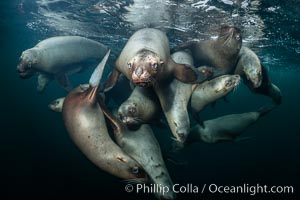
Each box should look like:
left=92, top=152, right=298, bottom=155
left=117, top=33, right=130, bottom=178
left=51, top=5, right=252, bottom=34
left=187, top=106, right=274, bottom=144
left=17, top=36, right=108, bottom=92
left=118, top=86, right=160, bottom=129
left=104, top=28, right=214, bottom=91
left=191, top=74, right=241, bottom=126
left=100, top=100, right=176, bottom=200
left=235, top=47, right=282, bottom=104
left=154, top=50, right=195, bottom=145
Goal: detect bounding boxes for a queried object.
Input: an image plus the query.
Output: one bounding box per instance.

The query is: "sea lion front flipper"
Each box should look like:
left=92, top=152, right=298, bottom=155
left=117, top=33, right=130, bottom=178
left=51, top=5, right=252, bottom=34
left=37, top=73, right=52, bottom=93
left=98, top=99, right=125, bottom=138
left=223, top=96, right=230, bottom=103
left=171, top=41, right=197, bottom=54
left=162, top=152, right=188, bottom=165
left=102, top=69, right=121, bottom=92
left=55, top=73, right=72, bottom=91
left=192, top=109, right=205, bottom=128
left=210, top=101, right=217, bottom=108
left=173, top=63, right=212, bottom=84
left=257, top=105, right=275, bottom=117
left=251, top=65, right=282, bottom=105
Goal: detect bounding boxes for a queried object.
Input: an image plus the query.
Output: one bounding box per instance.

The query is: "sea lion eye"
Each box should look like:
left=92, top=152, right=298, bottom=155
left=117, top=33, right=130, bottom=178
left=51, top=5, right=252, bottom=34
left=132, top=166, right=139, bottom=174
left=152, top=63, right=158, bottom=70
left=235, top=34, right=240, bottom=40
left=127, top=63, right=132, bottom=69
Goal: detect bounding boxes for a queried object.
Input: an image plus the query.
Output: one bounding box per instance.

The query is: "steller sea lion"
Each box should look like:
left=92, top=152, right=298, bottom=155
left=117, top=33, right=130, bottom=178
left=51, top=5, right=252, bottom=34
left=234, top=46, right=262, bottom=89
left=17, top=36, right=109, bottom=92
left=104, top=28, right=214, bottom=91
left=186, top=106, right=274, bottom=144
left=234, top=47, right=282, bottom=104
left=99, top=101, right=175, bottom=200
left=154, top=50, right=195, bottom=146
left=62, top=50, right=147, bottom=182
left=191, top=74, right=241, bottom=126
left=118, top=86, right=160, bottom=129
left=172, top=25, right=242, bottom=75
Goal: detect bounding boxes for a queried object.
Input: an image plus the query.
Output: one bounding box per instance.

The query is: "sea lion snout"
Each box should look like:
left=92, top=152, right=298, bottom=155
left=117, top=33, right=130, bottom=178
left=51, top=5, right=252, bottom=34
left=224, top=75, right=240, bottom=89
left=17, top=52, right=35, bottom=78
left=132, top=66, right=152, bottom=86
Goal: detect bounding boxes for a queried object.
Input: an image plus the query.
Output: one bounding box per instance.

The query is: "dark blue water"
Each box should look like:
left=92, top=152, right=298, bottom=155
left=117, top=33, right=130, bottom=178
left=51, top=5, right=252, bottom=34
left=1, top=0, right=299, bottom=199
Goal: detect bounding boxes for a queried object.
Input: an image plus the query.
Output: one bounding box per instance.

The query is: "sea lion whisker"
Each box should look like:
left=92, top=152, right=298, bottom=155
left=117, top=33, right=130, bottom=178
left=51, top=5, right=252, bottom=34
left=222, top=31, right=234, bottom=47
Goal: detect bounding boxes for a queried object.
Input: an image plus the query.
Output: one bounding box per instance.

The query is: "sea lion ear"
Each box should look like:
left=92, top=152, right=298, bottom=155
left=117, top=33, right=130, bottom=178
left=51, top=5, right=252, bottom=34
left=173, top=63, right=209, bottom=84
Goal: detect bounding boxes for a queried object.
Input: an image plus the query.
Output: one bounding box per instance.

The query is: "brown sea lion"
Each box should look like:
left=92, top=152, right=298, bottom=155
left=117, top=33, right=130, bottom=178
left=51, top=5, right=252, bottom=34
left=172, top=25, right=242, bottom=75
left=234, top=47, right=282, bottom=104
left=99, top=101, right=176, bottom=200
left=191, top=74, right=241, bottom=126
left=104, top=28, right=214, bottom=91
left=17, top=36, right=109, bottom=92
left=187, top=106, right=274, bottom=144
left=118, top=86, right=160, bottom=129
left=154, top=50, right=195, bottom=145
left=62, top=50, right=147, bottom=182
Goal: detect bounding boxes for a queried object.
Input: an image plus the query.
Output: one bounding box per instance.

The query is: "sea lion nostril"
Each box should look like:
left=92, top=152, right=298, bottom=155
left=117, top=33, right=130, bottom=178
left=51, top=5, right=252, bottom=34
left=135, top=67, right=143, bottom=77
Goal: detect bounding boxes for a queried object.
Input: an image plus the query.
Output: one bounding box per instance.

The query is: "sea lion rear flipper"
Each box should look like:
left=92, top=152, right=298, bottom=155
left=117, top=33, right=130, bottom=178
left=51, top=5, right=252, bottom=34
left=102, top=69, right=121, bottom=92
left=55, top=74, right=72, bottom=91
left=37, top=73, right=52, bottom=93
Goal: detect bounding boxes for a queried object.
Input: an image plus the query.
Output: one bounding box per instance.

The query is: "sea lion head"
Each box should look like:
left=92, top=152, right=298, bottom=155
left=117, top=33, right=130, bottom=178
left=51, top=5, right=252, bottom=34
left=127, top=50, right=164, bottom=87
left=244, top=66, right=262, bottom=88
left=48, top=97, right=65, bottom=112
left=214, top=74, right=241, bottom=93
left=118, top=101, right=143, bottom=129
left=17, top=49, right=38, bottom=78
left=218, top=25, right=242, bottom=52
